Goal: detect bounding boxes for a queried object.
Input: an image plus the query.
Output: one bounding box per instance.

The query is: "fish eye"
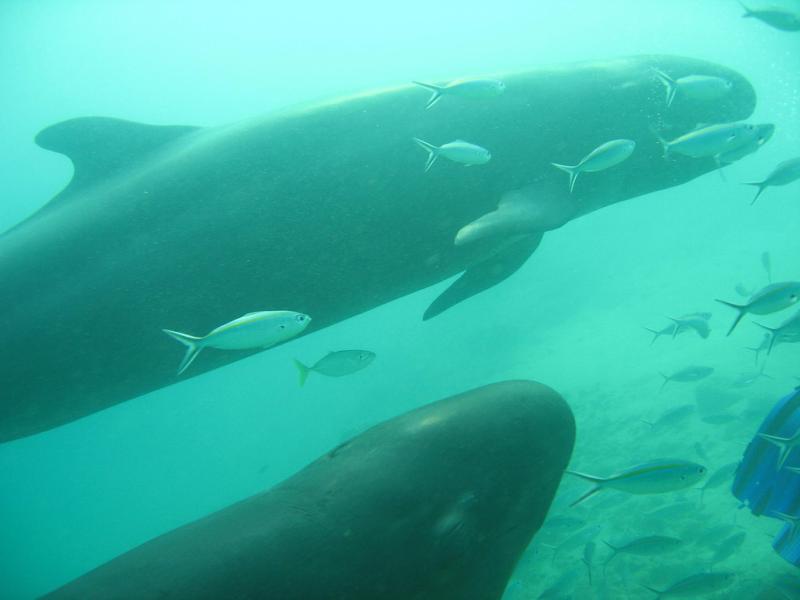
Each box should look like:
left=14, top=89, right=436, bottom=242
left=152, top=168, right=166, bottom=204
left=296, top=314, right=305, bottom=321
left=280, top=324, right=286, bottom=329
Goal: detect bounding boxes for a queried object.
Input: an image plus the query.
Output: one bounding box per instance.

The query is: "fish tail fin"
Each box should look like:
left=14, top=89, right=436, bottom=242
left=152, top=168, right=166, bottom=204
left=644, top=327, right=661, bottom=345
left=569, top=486, right=602, bottom=507
left=412, top=81, right=444, bottom=109
left=743, top=181, right=766, bottom=205
left=550, top=162, right=580, bottom=193
left=751, top=322, right=776, bottom=354
left=566, top=470, right=604, bottom=506
left=714, top=299, right=747, bottom=336
left=566, top=470, right=605, bottom=484
left=162, top=329, right=203, bottom=375
left=602, top=541, right=618, bottom=566
left=666, top=317, right=682, bottom=339
left=652, top=68, right=677, bottom=107
left=413, top=137, right=439, bottom=172
left=658, top=372, right=670, bottom=393
left=293, top=359, right=311, bottom=387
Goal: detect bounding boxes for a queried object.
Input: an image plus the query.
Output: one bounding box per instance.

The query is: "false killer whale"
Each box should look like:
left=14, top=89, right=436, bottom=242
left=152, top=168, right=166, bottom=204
left=0, top=55, right=759, bottom=441
left=41, top=380, right=575, bottom=599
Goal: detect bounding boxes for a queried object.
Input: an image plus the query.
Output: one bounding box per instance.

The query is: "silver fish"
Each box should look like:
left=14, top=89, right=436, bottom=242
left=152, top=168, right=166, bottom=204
left=293, top=349, right=375, bottom=386
left=603, top=535, right=683, bottom=564
left=755, top=310, right=800, bottom=354
left=551, top=139, right=636, bottom=193
left=642, top=572, right=735, bottom=597
left=744, top=157, right=800, bottom=204
left=655, top=122, right=761, bottom=160
left=659, top=366, right=714, bottom=391
left=413, top=138, right=491, bottom=172
left=718, top=123, right=775, bottom=164
left=642, top=404, right=695, bottom=432
left=711, top=531, right=746, bottom=564
left=567, top=459, right=706, bottom=506
left=668, top=313, right=712, bottom=339
left=652, top=68, right=733, bottom=107
left=644, top=322, right=679, bottom=344
left=412, top=78, right=505, bottom=109
left=645, top=312, right=711, bottom=344
left=163, top=310, right=311, bottom=375
left=716, top=281, right=800, bottom=336
left=740, top=2, right=800, bottom=31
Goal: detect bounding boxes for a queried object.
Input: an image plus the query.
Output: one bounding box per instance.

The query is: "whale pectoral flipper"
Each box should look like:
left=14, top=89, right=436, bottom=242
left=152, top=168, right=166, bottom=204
left=423, top=233, right=543, bottom=320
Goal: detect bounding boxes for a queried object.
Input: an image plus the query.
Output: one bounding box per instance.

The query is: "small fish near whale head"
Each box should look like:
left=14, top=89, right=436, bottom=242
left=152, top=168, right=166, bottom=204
left=163, top=310, right=311, bottom=375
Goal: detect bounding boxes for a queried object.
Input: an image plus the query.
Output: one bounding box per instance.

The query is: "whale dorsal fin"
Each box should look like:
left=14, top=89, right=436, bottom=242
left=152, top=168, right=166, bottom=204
left=35, top=117, right=200, bottom=198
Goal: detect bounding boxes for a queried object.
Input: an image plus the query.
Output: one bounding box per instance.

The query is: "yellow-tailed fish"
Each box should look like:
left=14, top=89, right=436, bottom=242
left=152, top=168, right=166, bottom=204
left=641, top=572, right=735, bottom=598
left=293, top=350, right=375, bottom=387
left=551, top=139, right=635, bottom=193
left=716, top=281, right=800, bottom=336
left=163, top=310, right=311, bottom=375
left=412, top=78, right=505, bottom=109
left=567, top=459, right=706, bottom=506
left=413, top=138, right=491, bottom=172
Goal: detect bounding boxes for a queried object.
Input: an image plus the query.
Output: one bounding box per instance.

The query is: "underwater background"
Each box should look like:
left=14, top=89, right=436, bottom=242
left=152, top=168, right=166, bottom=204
left=0, top=0, right=798, bottom=598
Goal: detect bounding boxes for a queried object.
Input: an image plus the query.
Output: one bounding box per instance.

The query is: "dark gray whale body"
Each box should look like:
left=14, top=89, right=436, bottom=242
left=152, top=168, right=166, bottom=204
left=42, top=380, right=576, bottom=599
left=0, top=55, right=756, bottom=442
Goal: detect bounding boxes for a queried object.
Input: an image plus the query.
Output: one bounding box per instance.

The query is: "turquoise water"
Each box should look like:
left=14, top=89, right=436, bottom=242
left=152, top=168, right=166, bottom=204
left=1, top=0, right=799, bottom=598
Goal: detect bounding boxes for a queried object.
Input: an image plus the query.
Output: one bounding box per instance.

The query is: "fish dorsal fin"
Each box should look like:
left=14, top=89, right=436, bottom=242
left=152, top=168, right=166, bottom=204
left=35, top=116, right=200, bottom=198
